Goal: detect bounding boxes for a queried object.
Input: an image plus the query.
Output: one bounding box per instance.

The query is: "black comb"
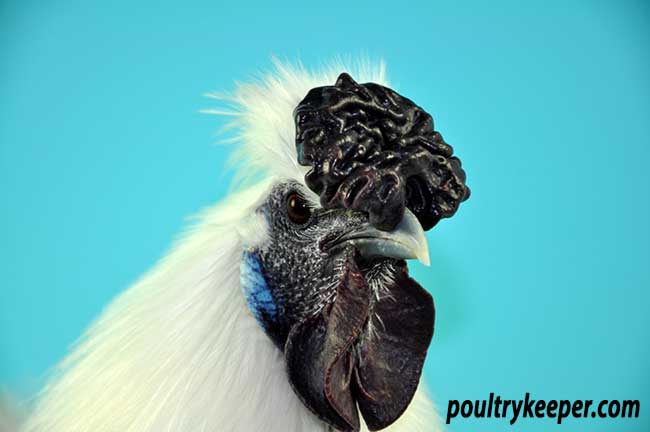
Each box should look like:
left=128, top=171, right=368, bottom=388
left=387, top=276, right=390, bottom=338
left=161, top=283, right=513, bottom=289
left=295, top=73, right=469, bottom=231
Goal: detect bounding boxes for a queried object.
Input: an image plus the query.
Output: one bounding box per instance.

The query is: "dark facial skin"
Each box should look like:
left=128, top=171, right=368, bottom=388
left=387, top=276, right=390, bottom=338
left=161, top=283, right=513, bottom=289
left=252, top=180, right=373, bottom=347
left=244, top=180, right=434, bottom=432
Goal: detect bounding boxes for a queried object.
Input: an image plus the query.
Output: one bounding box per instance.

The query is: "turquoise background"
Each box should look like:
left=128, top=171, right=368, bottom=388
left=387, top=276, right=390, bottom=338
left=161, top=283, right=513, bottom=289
left=1, top=1, right=649, bottom=430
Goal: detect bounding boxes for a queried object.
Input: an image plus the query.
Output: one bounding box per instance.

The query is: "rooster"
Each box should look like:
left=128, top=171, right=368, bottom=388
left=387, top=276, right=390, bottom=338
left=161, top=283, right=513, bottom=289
left=18, top=60, right=468, bottom=432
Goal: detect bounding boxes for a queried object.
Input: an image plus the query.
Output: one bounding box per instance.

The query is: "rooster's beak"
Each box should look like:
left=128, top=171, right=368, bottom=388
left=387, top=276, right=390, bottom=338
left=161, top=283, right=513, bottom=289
left=333, top=208, right=430, bottom=266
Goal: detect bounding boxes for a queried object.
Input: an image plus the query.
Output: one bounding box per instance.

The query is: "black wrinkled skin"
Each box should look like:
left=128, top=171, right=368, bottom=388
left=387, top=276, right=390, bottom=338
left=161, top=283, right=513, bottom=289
left=294, top=72, right=470, bottom=231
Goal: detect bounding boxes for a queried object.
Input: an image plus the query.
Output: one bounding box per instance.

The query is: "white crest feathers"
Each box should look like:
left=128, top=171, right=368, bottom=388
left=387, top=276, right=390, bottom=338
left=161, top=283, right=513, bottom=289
left=205, top=58, right=388, bottom=188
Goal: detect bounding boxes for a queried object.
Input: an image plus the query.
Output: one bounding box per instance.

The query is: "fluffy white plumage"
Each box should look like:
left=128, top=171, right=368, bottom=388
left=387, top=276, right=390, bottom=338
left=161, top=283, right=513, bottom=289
left=21, top=60, right=444, bottom=432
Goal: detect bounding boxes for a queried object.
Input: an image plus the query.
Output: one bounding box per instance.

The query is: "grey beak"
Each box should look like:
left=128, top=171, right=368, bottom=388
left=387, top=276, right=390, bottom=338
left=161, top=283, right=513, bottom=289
left=337, top=209, right=430, bottom=266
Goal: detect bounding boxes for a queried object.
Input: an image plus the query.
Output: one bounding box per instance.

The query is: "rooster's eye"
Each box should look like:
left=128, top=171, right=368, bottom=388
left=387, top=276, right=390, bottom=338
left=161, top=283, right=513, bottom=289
left=286, top=193, right=312, bottom=225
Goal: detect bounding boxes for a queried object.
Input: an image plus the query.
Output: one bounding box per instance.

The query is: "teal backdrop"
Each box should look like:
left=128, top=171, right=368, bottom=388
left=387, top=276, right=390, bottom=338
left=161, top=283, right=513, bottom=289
left=1, top=1, right=649, bottom=431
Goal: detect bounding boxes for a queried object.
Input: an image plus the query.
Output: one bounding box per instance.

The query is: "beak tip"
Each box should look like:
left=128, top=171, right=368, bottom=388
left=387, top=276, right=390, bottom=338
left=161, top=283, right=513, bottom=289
left=417, top=243, right=431, bottom=266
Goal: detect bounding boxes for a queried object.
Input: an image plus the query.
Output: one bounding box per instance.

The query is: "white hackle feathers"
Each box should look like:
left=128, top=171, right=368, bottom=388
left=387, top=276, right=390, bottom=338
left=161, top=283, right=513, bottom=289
left=22, top=60, right=443, bottom=432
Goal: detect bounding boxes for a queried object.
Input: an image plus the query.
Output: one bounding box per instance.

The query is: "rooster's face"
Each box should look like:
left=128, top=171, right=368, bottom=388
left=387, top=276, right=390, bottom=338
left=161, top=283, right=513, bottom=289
left=240, top=180, right=434, bottom=432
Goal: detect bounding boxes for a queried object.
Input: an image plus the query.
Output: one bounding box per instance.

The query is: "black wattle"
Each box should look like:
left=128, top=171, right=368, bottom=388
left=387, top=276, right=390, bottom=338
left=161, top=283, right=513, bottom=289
left=285, top=251, right=370, bottom=431
left=284, top=252, right=435, bottom=432
left=284, top=312, right=354, bottom=431
left=354, top=267, right=435, bottom=430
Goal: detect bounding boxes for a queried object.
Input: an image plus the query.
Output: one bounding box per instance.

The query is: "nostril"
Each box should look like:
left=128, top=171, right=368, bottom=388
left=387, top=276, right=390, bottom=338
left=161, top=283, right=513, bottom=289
left=377, top=174, right=399, bottom=202
left=343, top=175, right=370, bottom=208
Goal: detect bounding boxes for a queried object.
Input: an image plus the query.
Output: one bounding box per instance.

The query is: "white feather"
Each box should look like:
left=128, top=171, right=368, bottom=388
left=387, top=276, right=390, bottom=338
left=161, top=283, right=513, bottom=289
left=22, top=60, right=443, bottom=432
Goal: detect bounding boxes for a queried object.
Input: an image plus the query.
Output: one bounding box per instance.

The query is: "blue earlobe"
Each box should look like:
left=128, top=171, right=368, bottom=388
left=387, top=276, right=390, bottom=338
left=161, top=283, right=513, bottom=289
left=240, top=250, right=277, bottom=324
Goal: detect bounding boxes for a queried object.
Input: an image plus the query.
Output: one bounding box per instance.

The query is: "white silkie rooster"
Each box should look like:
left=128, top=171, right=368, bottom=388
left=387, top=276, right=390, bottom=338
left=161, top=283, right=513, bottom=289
left=17, top=60, right=469, bottom=432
